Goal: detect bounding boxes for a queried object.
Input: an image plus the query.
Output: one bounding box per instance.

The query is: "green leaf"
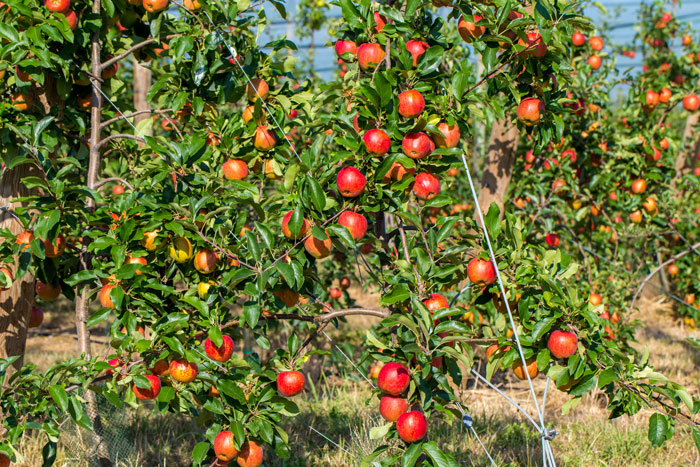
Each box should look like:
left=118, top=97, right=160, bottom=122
left=191, top=442, right=210, bottom=466
left=218, top=380, right=247, bottom=404
left=691, top=427, right=700, bottom=456
left=306, top=177, right=326, bottom=211
left=597, top=368, right=617, bottom=388
left=402, top=442, right=422, bottom=467
left=531, top=317, right=554, bottom=342
left=68, top=397, right=92, bottom=430
left=86, top=308, right=112, bottom=327
left=369, top=422, right=393, bottom=440
left=404, top=0, right=419, bottom=18
left=162, top=336, right=185, bottom=356
left=0, top=23, right=19, bottom=42
left=243, top=302, right=260, bottom=328
left=422, top=441, right=459, bottom=467
left=648, top=413, right=668, bottom=447
left=48, top=385, right=69, bottom=412
left=380, top=284, right=410, bottom=305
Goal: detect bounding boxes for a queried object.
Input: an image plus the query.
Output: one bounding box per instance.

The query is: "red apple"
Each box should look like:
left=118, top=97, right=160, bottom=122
left=373, top=11, right=386, bottom=32
left=589, top=36, right=604, bottom=51
left=357, top=43, right=385, bottom=71
left=304, top=231, right=332, bottom=258
left=132, top=374, right=161, bottom=400
left=396, top=411, right=427, bottom=443
left=517, top=97, right=544, bottom=126
left=100, top=284, right=117, bottom=308
left=423, top=293, right=448, bottom=312
left=223, top=159, right=248, bottom=180
left=377, top=362, right=410, bottom=396
left=467, top=257, right=496, bottom=286
left=36, top=280, right=61, bottom=301
left=236, top=441, right=263, bottom=467
left=254, top=126, right=276, bottom=151
left=683, top=94, right=699, bottom=111
left=412, top=172, right=440, bottom=200
left=204, top=335, right=234, bottom=362
left=398, top=90, right=425, bottom=118
left=16, top=230, right=34, bottom=250
left=45, top=0, right=69, bottom=13
left=335, top=40, right=357, bottom=61
left=402, top=132, right=433, bottom=160
left=28, top=306, right=44, bottom=328
left=545, top=233, right=560, bottom=248
left=214, top=430, right=238, bottom=462
left=330, top=287, right=342, bottom=300
left=277, top=370, right=305, bottom=397
left=379, top=395, right=408, bottom=422
left=169, top=359, right=198, bottom=383
left=338, top=210, right=368, bottom=241
left=630, top=178, right=646, bottom=194
left=143, top=0, right=168, bottom=13
left=548, top=330, right=578, bottom=359
left=336, top=166, right=366, bottom=198
left=383, top=161, right=415, bottom=183
left=645, top=90, right=659, bottom=108
left=587, top=55, right=602, bottom=69
left=520, top=31, right=547, bottom=59
left=572, top=32, right=586, bottom=46
left=281, top=211, right=310, bottom=239
left=659, top=87, right=672, bottom=103
left=339, top=277, right=351, bottom=290
left=194, top=249, right=217, bottom=274
left=457, top=14, right=485, bottom=42
left=363, top=129, right=391, bottom=156
left=434, top=123, right=460, bottom=148
left=682, top=35, right=692, bottom=46
left=589, top=293, right=602, bottom=306
left=406, top=40, right=429, bottom=67
left=43, top=233, right=66, bottom=258
left=246, top=78, right=269, bottom=102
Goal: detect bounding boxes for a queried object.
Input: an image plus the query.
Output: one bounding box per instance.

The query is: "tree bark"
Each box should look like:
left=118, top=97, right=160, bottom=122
left=677, top=111, right=698, bottom=180
left=132, top=58, right=152, bottom=131
left=0, top=164, right=35, bottom=379
left=477, top=119, right=519, bottom=215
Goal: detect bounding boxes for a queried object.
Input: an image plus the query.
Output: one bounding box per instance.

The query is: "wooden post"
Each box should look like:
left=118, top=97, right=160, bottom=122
left=0, top=165, right=35, bottom=379
left=132, top=57, right=152, bottom=131
left=477, top=119, right=519, bottom=215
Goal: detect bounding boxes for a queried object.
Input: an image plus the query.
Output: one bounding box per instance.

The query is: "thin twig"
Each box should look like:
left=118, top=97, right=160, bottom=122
left=100, top=109, right=174, bottom=129
left=100, top=34, right=183, bottom=71
left=629, top=241, right=700, bottom=312
left=94, top=177, right=134, bottom=190
left=94, top=134, right=146, bottom=150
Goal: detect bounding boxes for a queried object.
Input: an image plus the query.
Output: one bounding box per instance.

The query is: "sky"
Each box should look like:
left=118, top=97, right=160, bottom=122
left=257, top=1, right=700, bottom=79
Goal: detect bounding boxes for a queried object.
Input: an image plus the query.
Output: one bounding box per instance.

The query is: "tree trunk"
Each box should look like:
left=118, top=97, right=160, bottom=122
left=0, top=164, right=35, bottom=379
left=677, top=111, right=698, bottom=180
left=132, top=58, right=152, bottom=131
left=477, top=119, right=519, bottom=215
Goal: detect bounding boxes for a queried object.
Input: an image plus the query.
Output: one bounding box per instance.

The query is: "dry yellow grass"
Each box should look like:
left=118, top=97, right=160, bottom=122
left=11, top=294, right=700, bottom=466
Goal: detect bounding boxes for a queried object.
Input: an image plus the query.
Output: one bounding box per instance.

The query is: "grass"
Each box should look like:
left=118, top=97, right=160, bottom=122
left=11, top=295, right=700, bottom=466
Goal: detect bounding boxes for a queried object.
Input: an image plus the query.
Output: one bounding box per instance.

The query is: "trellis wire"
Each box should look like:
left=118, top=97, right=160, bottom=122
left=459, top=151, right=557, bottom=467
left=454, top=401, right=498, bottom=467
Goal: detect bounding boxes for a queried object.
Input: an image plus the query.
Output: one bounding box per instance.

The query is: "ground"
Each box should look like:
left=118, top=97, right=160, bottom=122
left=12, top=291, right=700, bottom=466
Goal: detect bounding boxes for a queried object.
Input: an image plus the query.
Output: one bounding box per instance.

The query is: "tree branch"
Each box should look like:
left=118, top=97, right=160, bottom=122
left=629, top=241, right=700, bottom=312
left=95, top=134, right=146, bottom=150
left=100, top=35, right=182, bottom=71
left=100, top=109, right=174, bottom=129
left=94, top=177, right=134, bottom=190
